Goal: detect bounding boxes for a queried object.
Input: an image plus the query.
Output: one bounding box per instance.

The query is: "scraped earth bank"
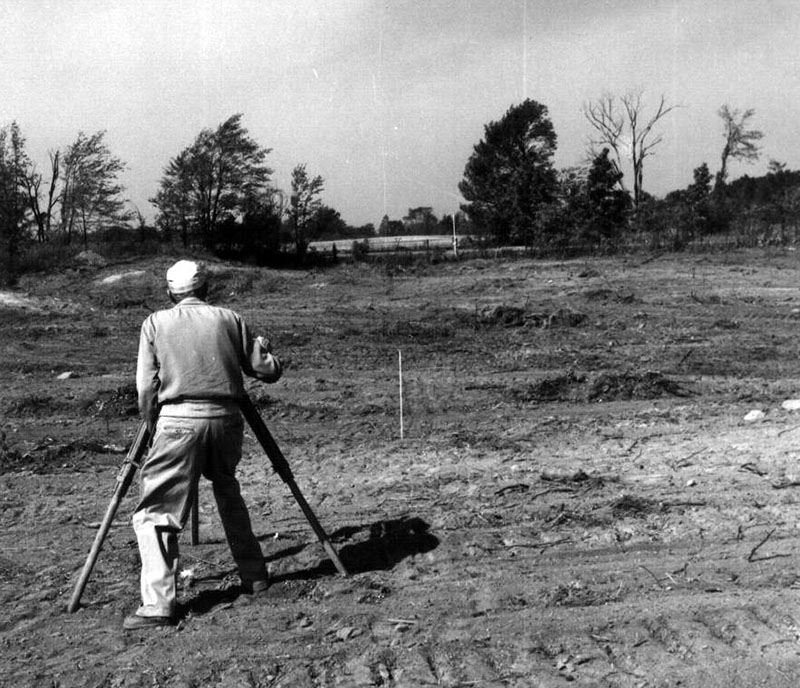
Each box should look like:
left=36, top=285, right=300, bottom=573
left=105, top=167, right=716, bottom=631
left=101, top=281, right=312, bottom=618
left=4, top=249, right=800, bottom=686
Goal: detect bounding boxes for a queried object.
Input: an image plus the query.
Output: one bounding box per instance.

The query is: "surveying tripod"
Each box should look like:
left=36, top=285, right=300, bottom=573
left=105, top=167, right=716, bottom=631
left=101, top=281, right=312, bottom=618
left=67, top=394, right=347, bottom=613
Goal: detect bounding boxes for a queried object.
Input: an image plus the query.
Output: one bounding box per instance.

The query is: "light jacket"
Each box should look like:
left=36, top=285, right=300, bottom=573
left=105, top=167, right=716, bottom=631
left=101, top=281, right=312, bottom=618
left=136, top=297, right=281, bottom=428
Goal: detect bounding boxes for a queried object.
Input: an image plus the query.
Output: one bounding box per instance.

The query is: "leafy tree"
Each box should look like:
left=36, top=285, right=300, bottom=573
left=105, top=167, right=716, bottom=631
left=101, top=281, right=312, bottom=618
left=308, top=205, right=348, bottom=240
left=403, top=207, right=438, bottom=235
left=538, top=166, right=588, bottom=253
left=214, top=188, right=285, bottom=262
left=581, top=148, right=630, bottom=247
left=151, top=150, right=194, bottom=246
left=583, top=90, right=676, bottom=207
left=768, top=159, right=787, bottom=175
left=715, top=105, right=763, bottom=190
left=687, top=162, right=713, bottom=205
left=60, top=131, right=127, bottom=246
left=743, top=160, right=800, bottom=244
left=459, top=98, right=558, bottom=245
left=661, top=162, right=733, bottom=248
left=439, top=212, right=471, bottom=238
left=288, top=163, right=324, bottom=255
left=667, top=163, right=714, bottom=243
left=152, top=114, right=273, bottom=247
left=0, top=122, right=30, bottom=281
left=546, top=154, right=628, bottom=254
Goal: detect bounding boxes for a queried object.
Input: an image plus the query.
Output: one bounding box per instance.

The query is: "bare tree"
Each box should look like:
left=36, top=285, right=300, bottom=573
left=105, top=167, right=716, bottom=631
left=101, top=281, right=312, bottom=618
left=715, top=105, right=763, bottom=190
left=21, top=150, right=60, bottom=243
left=583, top=90, right=677, bottom=207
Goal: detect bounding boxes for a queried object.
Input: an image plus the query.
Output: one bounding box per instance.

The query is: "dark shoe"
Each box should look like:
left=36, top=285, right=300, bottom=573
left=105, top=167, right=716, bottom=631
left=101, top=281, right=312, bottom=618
left=240, top=578, right=269, bottom=598
left=234, top=579, right=268, bottom=608
left=250, top=579, right=269, bottom=595
left=123, top=614, right=173, bottom=631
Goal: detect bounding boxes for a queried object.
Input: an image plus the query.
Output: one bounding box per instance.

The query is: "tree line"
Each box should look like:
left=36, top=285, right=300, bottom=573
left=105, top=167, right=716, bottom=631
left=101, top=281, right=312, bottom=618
left=459, top=91, right=779, bottom=254
left=0, top=94, right=794, bottom=283
left=0, top=114, right=374, bottom=282
left=0, top=126, right=128, bottom=272
left=150, top=114, right=373, bottom=263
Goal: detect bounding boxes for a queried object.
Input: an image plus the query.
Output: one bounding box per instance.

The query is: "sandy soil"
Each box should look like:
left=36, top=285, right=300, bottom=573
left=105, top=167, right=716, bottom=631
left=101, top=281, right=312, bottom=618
left=4, top=248, right=800, bottom=687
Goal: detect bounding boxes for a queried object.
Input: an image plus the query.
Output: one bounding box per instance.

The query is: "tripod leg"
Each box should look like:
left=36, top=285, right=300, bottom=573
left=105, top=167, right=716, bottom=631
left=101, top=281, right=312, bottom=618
left=67, top=486, right=126, bottom=613
left=282, top=474, right=350, bottom=576
left=240, top=395, right=348, bottom=576
left=67, top=422, right=149, bottom=613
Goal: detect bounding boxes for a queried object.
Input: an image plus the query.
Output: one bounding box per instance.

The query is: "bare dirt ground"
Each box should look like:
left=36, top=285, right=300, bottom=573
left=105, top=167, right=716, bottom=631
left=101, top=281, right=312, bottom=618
left=4, top=248, right=800, bottom=687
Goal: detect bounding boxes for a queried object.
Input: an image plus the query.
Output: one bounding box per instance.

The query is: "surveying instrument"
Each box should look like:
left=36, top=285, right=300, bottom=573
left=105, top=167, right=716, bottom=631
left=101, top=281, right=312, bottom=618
left=67, top=394, right=347, bottom=613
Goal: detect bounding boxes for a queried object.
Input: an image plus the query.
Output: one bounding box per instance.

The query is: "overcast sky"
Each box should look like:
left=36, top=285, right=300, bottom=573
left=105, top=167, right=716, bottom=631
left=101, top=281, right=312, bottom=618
left=2, top=0, right=798, bottom=227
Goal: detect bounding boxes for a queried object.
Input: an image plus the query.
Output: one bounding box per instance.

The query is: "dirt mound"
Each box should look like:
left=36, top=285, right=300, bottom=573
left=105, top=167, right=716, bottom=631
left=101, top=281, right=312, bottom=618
left=587, top=370, right=688, bottom=401
left=477, top=305, right=527, bottom=326
left=514, top=371, right=587, bottom=402
left=515, top=370, right=686, bottom=403
left=477, top=305, right=586, bottom=328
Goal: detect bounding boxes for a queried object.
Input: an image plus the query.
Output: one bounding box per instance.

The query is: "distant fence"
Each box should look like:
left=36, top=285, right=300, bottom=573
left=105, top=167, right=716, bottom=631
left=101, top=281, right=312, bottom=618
left=309, top=235, right=460, bottom=254
left=310, top=225, right=800, bottom=260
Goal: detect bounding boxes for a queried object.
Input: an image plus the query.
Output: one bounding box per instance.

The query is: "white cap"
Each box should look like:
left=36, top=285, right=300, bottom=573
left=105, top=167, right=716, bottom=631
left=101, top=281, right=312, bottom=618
left=166, top=260, right=207, bottom=293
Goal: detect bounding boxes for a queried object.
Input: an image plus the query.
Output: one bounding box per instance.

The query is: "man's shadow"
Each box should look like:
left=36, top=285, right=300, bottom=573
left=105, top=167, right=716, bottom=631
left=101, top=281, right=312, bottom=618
left=181, top=515, right=438, bottom=616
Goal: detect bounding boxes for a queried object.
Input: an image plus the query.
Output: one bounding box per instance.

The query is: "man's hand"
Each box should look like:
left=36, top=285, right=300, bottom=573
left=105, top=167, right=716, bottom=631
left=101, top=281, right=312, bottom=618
left=250, top=336, right=282, bottom=383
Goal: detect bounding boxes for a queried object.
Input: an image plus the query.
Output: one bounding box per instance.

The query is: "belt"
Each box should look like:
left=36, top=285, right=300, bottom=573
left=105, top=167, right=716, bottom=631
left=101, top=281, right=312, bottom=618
left=159, top=399, right=240, bottom=417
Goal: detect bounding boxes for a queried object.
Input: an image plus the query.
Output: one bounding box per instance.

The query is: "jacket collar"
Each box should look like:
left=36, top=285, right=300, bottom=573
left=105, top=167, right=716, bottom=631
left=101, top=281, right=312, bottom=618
left=173, top=296, right=207, bottom=307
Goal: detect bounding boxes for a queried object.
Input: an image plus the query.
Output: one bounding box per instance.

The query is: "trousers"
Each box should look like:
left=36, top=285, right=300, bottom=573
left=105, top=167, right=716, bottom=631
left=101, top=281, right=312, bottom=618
left=131, top=411, right=266, bottom=617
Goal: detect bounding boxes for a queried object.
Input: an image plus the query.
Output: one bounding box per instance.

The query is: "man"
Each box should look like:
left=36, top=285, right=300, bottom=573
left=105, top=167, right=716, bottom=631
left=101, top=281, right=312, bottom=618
left=124, top=259, right=282, bottom=630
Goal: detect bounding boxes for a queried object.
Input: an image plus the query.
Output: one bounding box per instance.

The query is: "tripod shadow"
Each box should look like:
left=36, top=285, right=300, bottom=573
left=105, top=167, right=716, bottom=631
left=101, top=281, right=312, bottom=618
left=272, top=515, right=440, bottom=582
left=179, top=515, right=438, bottom=616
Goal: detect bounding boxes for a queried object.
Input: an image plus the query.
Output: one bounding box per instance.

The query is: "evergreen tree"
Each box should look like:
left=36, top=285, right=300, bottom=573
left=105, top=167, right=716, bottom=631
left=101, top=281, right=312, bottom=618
left=459, top=99, right=558, bottom=245
left=0, top=122, right=30, bottom=281
left=582, top=148, right=630, bottom=247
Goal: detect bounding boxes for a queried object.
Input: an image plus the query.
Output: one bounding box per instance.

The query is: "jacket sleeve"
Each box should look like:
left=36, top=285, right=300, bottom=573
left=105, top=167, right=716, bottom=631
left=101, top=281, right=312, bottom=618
left=240, top=319, right=283, bottom=383
left=136, top=317, right=161, bottom=431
